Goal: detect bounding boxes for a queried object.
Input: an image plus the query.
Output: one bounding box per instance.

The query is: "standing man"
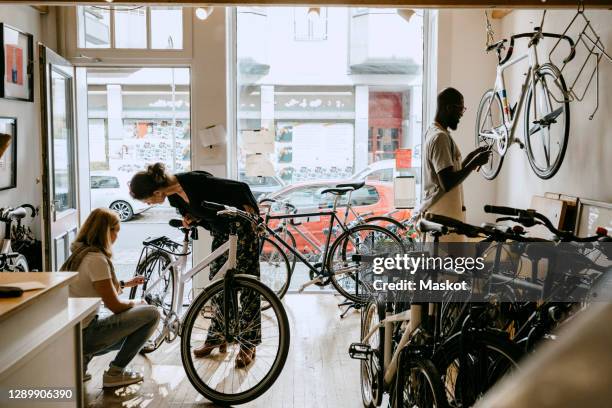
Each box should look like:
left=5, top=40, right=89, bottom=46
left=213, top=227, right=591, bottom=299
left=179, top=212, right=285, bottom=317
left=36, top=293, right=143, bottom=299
left=419, top=87, right=491, bottom=230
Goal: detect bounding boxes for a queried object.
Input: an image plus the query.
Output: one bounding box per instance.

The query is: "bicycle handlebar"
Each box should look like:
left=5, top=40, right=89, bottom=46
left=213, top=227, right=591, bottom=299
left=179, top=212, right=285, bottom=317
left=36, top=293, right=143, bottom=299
left=485, top=204, right=608, bottom=242
left=497, top=31, right=575, bottom=66
left=201, top=200, right=261, bottom=224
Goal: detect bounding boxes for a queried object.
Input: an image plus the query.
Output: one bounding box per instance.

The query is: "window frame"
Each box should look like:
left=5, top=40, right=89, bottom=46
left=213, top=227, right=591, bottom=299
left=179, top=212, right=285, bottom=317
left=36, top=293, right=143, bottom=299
left=64, top=6, right=193, bottom=63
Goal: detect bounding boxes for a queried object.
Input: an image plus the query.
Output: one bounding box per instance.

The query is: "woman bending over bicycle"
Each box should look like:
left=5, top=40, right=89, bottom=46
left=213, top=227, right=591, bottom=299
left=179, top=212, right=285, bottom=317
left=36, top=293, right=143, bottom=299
left=129, top=163, right=261, bottom=368
left=62, top=208, right=160, bottom=388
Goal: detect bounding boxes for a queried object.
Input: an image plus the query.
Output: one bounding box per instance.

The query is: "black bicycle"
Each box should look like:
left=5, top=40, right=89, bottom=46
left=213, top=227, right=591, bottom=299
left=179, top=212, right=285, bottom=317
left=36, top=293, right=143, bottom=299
left=259, top=181, right=405, bottom=304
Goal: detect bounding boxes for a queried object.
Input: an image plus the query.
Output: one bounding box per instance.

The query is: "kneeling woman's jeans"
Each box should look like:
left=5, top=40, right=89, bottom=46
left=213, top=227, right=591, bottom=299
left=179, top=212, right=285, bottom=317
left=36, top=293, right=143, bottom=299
left=82, top=305, right=160, bottom=370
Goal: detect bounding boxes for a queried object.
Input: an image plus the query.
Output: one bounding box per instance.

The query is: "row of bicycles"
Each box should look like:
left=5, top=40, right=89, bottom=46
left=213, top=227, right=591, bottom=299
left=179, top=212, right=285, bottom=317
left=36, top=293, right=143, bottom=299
left=124, top=177, right=610, bottom=406
left=350, top=205, right=611, bottom=408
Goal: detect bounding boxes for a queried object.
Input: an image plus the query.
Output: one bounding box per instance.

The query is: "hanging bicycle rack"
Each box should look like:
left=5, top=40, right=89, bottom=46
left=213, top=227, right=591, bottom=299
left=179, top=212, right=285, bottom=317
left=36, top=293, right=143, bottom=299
left=548, top=1, right=612, bottom=119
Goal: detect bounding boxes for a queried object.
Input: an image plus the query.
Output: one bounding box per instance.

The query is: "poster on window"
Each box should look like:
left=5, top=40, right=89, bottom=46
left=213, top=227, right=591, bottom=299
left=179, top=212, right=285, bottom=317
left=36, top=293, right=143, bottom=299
left=1, top=24, right=33, bottom=102
left=277, top=122, right=353, bottom=182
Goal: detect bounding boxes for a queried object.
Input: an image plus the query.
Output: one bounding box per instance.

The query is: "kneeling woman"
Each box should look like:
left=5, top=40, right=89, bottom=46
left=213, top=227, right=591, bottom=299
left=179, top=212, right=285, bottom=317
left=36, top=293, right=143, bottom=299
left=129, top=163, right=260, bottom=368
left=63, top=208, right=160, bottom=387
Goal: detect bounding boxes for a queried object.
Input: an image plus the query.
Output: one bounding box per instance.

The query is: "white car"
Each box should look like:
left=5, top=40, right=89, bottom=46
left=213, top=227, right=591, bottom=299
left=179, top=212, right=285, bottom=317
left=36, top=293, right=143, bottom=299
left=90, top=173, right=151, bottom=222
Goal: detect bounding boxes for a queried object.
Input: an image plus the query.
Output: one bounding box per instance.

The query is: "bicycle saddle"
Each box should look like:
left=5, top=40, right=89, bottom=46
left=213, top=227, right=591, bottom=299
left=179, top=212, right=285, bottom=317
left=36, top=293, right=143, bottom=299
left=3, top=207, right=27, bottom=220
left=335, top=180, right=365, bottom=191
left=169, top=219, right=184, bottom=228
left=418, top=219, right=448, bottom=235
left=320, top=186, right=354, bottom=196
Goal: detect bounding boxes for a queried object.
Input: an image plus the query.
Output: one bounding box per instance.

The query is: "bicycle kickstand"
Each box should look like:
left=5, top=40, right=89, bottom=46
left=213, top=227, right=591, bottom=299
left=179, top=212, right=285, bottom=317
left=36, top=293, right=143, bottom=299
left=338, top=299, right=358, bottom=319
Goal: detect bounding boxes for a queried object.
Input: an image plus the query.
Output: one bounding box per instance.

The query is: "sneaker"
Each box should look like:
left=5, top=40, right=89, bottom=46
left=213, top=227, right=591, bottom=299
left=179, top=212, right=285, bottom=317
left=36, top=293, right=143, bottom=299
left=102, top=368, right=144, bottom=388
left=83, top=372, right=92, bottom=382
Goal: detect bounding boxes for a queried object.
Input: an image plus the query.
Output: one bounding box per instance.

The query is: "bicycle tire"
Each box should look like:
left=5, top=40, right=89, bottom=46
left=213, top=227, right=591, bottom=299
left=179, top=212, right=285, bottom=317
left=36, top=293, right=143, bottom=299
left=274, top=226, right=297, bottom=272
left=361, top=299, right=385, bottom=408
left=328, top=224, right=404, bottom=303
left=434, top=329, right=522, bottom=407
left=180, top=275, right=290, bottom=405
left=8, top=254, right=29, bottom=271
left=524, top=63, right=570, bottom=179
left=395, top=354, right=449, bottom=408
left=475, top=89, right=506, bottom=180
left=364, top=215, right=406, bottom=232
left=259, top=237, right=291, bottom=304
left=129, top=250, right=176, bottom=353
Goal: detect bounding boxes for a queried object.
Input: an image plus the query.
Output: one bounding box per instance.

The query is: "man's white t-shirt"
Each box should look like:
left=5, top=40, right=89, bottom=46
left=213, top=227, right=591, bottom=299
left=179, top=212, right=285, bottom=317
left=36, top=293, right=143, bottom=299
left=68, top=252, right=112, bottom=327
left=420, top=122, right=465, bottom=222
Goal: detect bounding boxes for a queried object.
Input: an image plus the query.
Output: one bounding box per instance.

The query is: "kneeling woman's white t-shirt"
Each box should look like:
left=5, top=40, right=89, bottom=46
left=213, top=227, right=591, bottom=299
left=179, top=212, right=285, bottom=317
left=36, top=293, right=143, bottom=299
left=68, top=250, right=113, bottom=327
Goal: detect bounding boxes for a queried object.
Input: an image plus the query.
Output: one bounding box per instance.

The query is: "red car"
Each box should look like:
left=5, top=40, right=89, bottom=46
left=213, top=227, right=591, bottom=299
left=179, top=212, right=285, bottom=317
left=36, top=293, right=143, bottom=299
left=262, top=180, right=410, bottom=256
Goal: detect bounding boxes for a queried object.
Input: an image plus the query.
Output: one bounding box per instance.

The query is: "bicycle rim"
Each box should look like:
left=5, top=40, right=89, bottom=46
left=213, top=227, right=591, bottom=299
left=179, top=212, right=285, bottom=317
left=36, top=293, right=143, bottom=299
left=131, top=251, right=175, bottom=352
left=180, top=276, right=290, bottom=405
left=396, top=355, right=449, bottom=408
left=259, top=237, right=291, bottom=305
left=361, top=300, right=384, bottom=408
left=435, top=331, right=522, bottom=407
left=328, top=224, right=404, bottom=303
left=524, top=64, right=570, bottom=179
left=475, top=89, right=506, bottom=180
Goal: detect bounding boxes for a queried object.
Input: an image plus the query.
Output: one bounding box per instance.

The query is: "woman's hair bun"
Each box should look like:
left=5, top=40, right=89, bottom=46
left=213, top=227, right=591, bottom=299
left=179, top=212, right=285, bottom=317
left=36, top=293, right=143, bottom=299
left=146, top=162, right=167, bottom=184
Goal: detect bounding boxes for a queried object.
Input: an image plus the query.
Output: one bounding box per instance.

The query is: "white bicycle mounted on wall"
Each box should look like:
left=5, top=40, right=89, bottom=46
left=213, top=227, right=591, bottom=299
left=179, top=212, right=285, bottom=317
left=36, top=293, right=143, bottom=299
left=476, top=17, right=576, bottom=180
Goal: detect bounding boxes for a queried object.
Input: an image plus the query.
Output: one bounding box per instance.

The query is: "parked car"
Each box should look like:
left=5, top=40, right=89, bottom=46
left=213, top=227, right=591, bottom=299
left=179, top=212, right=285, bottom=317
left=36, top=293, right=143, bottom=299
left=350, top=159, right=396, bottom=183
left=239, top=172, right=286, bottom=199
left=264, top=180, right=410, bottom=254
left=90, top=172, right=151, bottom=222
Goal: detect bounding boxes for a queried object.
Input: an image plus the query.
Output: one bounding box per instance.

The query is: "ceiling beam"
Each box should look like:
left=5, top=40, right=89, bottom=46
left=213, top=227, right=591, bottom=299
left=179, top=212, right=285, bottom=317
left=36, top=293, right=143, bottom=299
left=3, top=1, right=612, bottom=9
left=30, top=5, right=49, bottom=12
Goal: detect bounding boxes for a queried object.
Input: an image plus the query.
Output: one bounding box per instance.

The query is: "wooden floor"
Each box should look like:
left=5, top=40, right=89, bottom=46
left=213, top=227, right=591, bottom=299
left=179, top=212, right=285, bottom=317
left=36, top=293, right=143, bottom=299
left=86, top=294, right=362, bottom=407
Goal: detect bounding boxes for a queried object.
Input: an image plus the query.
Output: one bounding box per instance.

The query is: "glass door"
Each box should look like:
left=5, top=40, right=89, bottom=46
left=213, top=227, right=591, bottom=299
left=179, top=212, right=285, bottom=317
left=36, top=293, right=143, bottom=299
left=40, top=45, right=79, bottom=270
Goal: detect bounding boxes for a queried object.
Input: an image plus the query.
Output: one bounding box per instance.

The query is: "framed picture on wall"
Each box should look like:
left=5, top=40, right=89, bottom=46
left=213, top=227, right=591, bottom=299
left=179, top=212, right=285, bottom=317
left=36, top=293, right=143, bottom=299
left=0, top=23, right=34, bottom=102
left=0, top=117, right=17, bottom=190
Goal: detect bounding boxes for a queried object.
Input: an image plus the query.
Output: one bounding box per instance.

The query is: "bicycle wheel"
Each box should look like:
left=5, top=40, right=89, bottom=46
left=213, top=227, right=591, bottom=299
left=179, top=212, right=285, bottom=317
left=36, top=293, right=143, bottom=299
left=9, top=254, right=29, bottom=271
left=360, top=299, right=384, bottom=408
left=434, top=330, right=522, bottom=407
left=274, top=226, right=297, bottom=272
left=365, top=216, right=416, bottom=247
left=181, top=275, right=290, bottom=405
left=328, top=224, right=404, bottom=303
left=475, top=89, right=506, bottom=180
left=129, top=250, right=175, bottom=353
left=259, top=237, right=291, bottom=302
left=524, top=63, right=570, bottom=179
left=395, top=355, right=449, bottom=408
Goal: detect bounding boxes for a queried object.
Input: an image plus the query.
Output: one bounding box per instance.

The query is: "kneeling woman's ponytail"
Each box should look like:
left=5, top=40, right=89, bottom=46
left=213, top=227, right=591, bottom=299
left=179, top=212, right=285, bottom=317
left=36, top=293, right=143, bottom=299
left=129, top=162, right=170, bottom=200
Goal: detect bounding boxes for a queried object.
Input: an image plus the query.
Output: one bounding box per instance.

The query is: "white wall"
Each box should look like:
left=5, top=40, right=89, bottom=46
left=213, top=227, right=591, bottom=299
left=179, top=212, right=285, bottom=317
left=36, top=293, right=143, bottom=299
left=0, top=6, right=51, bottom=239
left=494, top=9, right=612, bottom=209
left=436, top=9, right=500, bottom=224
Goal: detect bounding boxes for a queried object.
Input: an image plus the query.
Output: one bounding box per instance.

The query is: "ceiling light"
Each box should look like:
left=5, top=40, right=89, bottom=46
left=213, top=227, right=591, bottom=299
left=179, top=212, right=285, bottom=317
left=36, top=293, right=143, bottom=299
left=196, top=7, right=213, bottom=20
left=397, top=9, right=415, bottom=23
left=307, top=7, right=321, bottom=18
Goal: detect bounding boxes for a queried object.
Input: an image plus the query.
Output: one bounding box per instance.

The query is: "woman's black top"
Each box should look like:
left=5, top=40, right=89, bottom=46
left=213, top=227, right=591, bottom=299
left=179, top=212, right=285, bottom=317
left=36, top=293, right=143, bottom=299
left=167, top=171, right=258, bottom=234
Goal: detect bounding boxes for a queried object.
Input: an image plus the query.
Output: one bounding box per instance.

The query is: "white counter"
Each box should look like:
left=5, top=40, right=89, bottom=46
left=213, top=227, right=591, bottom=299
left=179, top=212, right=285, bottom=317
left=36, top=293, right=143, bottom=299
left=0, top=272, right=99, bottom=408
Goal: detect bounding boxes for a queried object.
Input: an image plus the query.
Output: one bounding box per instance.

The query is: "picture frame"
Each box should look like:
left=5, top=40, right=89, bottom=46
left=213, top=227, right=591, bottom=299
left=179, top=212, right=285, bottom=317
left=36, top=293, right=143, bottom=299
left=1, top=23, right=34, bottom=102
left=0, top=117, right=17, bottom=190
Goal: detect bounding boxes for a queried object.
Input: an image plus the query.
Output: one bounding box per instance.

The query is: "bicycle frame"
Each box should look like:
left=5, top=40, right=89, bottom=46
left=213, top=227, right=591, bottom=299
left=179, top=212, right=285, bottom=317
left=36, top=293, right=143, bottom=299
left=139, top=230, right=238, bottom=320
left=481, top=43, right=537, bottom=151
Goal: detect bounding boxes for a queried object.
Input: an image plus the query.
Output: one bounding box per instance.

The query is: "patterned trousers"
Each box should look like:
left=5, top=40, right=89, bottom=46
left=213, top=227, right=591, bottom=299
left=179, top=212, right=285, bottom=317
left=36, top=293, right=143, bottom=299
left=207, top=220, right=261, bottom=347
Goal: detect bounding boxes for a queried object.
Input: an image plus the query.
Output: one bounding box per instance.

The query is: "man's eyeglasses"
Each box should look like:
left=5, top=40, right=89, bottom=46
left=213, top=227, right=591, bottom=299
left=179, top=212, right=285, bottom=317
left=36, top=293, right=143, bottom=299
left=450, top=104, right=467, bottom=114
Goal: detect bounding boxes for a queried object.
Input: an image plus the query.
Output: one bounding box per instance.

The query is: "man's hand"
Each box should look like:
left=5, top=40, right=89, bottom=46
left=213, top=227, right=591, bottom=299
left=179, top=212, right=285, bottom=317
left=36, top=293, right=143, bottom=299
left=466, top=145, right=490, bottom=161
left=472, top=149, right=492, bottom=167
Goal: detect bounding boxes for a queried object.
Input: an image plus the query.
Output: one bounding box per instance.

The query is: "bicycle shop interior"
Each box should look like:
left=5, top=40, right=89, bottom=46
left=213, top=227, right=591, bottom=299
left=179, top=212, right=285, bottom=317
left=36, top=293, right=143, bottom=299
left=0, top=1, right=611, bottom=407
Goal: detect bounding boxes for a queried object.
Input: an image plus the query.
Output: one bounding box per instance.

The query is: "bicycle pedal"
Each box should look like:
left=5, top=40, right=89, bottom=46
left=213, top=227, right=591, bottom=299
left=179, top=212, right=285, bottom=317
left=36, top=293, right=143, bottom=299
left=348, top=343, right=372, bottom=361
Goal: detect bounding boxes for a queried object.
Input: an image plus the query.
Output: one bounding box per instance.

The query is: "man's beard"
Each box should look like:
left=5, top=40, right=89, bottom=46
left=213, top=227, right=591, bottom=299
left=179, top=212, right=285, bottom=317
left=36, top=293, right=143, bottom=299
left=449, top=119, right=459, bottom=130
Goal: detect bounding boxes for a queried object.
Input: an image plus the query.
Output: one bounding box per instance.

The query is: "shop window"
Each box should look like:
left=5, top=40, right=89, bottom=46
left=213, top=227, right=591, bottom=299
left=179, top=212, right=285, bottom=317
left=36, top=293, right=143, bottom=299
left=77, top=6, right=183, bottom=50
